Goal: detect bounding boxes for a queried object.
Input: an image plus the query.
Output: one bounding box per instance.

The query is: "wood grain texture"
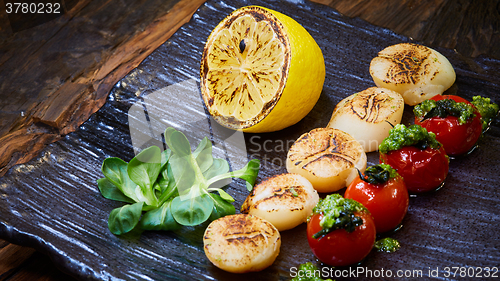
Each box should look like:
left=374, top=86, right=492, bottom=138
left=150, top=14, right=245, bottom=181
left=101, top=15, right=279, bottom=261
left=0, top=0, right=498, bottom=280
left=0, top=241, right=36, bottom=280
left=0, top=240, right=76, bottom=281
left=311, top=0, right=500, bottom=59
left=0, top=2, right=205, bottom=277
left=1, top=0, right=498, bottom=176
left=0, top=0, right=207, bottom=177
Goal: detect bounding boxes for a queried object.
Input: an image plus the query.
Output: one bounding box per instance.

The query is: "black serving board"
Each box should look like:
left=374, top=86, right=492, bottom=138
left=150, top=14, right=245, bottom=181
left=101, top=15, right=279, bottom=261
left=1, top=0, right=499, bottom=280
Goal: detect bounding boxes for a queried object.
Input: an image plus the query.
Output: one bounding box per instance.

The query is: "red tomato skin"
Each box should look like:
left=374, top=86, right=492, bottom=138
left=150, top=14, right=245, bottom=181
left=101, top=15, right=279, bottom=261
left=415, top=95, right=482, bottom=156
left=345, top=176, right=409, bottom=233
left=379, top=146, right=449, bottom=193
left=432, top=94, right=470, bottom=104
left=306, top=212, right=376, bottom=267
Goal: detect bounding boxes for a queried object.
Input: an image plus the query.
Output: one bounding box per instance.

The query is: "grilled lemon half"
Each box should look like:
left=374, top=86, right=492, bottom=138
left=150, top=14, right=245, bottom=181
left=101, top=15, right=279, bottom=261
left=200, top=6, right=325, bottom=133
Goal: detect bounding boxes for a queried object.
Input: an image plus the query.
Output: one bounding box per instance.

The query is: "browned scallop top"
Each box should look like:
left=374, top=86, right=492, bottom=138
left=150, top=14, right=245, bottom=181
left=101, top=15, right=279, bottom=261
left=241, top=173, right=309, bottom=213
left=288, top=128, right=362, bottom=176
left=372, top=43, right=437, bottom=85
left=204, top=214, right=278, bottom=249
left=332, top=87, right=403, bottom=123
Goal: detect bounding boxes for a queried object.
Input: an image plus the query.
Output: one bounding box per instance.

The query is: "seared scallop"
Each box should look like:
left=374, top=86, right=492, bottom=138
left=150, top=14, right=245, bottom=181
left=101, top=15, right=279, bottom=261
left=286, top=128, right=367, bottom=193
left=203, top=214, right=281, bottom=273
left=370, top=43, right=456, bottom=105
left=241, top=173, right=319, bottom=231
left=327, top=87, right=404, bottom=152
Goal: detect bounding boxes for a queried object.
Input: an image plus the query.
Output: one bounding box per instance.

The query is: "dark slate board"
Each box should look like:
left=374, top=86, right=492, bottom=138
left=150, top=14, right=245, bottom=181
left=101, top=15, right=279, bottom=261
left=1, top=0, right=499, bottom=280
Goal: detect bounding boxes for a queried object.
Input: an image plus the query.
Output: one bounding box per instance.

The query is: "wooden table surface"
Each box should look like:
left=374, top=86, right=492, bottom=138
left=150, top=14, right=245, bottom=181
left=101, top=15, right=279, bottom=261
left=1, top=0, right=498, bottom=280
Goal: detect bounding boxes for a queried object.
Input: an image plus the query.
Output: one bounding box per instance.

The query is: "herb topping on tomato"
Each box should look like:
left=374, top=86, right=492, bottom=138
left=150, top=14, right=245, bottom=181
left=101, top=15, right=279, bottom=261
left=470, top=95, right=499, bottom=131
left=413, top=98, right=476, bottom=125
left=379, top=124, right=448, bottom=193
left=346, top=164, right=409, bottom=233
left=414, top=95, right=483, bottom=156
left=356, top=163, right=398, bottom=185
left=306, top=194, right=376, bottom=267
left=378, top=124, right=441, bottom=154
left=310, top=194, right=368, bottom=238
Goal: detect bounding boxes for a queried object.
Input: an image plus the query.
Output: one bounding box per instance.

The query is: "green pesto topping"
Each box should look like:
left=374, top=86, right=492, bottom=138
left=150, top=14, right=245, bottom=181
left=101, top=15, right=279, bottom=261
left=471, top=96, right=499, bottom=130
left=374, top=238, right=401, bottom=253
left=413, top=98, right=475, bottom=125
left=358, top=164, right=398, bottom=185
left=311, top=194, right=368, bottom=239
left=291, top=262, right=333, bottom=281
left=378, top=124, right=441, bottom=154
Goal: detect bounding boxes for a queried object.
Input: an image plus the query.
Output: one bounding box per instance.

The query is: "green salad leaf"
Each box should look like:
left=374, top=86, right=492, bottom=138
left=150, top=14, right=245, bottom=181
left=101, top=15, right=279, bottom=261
left=171, top=194, right=214, bottom=226
left=140, top=200, right=181, bottom=231
left=108, top=202, right=144, bottom=235
left=207, top=159, right=260, bottom=192
left=127, top=146, right=162, bottom=207
left=97, top=178, right=134, bottom=203
left=97, top=127, right=260, bottom=235
left=208, top=193, right=235, bottom=221
left=101, top=157, right=139, bottom=202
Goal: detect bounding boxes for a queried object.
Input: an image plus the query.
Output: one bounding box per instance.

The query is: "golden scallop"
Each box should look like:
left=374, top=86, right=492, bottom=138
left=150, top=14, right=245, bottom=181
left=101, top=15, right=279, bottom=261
left=370, top=43, right=456, bottom=106
left=203, top=214, right=281, bottom=273
left=241, top=173, right=319, bottom=231
left=327, top=87, right=404, bottom=152
left=286, top=128, right=366, bottom=193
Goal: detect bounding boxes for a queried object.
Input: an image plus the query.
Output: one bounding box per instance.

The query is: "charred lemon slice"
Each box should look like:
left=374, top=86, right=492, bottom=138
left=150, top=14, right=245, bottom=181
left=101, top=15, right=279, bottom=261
left=286, top=128, right=367, bottom=193
left=200, top=6, right=325, bottom=133
left=327, top=87, right=404, bottom=152
left=241, top=173, right=319, bottom=231
left=369, top=43, right=456, bottom=106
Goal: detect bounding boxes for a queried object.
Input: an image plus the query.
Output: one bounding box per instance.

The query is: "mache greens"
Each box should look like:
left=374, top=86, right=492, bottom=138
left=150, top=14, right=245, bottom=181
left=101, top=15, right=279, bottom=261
left=97, top=127, right=260, bottom=235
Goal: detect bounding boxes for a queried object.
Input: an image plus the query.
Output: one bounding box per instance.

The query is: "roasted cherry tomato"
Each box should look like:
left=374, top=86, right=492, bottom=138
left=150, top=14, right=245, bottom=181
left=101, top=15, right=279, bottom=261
left=380, top=145, right=448, bottom=193
left=345, top=164, right=409, bottom=233
left=306, top=194, right=376, bottom=267
left=379, top=124, right=449, bottom=193
left=414, top=95, right=482, bottom=156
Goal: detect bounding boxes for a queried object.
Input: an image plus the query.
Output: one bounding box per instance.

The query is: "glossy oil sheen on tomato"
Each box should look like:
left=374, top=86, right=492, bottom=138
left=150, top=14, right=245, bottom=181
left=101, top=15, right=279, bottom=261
left=415, top=95, right=482, bottom=156
left=380, top=146, right=449, bottom=193
left=345, top=175, right=409, bottom=233
left=306, top=212, right=376, bottom=266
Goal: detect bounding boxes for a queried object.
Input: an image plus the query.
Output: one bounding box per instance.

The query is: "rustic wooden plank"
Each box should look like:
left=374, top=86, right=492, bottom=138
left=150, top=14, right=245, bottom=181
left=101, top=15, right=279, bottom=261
left=311, top=0, right=500, bottom=59
left=0, top=0, right=207, bottom=177
left=0, top=1, right=498, bottom=280
left=0, top=242, right=36, bottom=280
left=1, top=251, right=77, bottom=281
